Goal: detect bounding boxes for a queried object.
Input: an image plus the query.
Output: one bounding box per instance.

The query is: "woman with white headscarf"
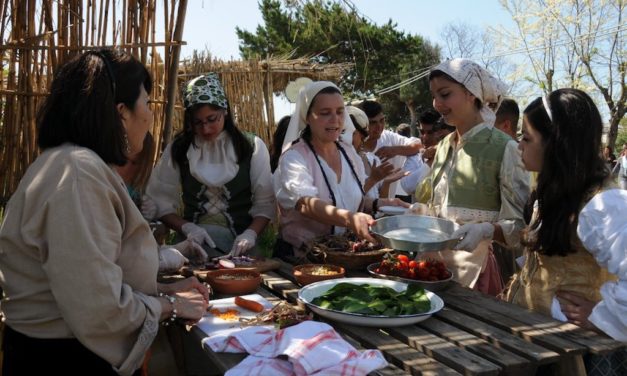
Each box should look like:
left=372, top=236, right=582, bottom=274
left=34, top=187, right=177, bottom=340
left=418, top=59, right=530, bottom=295
left=347, top=105, right=406, bottom=198
left=273, top=81, right=407, bottom=260
left=146, top=73, right=275, bottom=257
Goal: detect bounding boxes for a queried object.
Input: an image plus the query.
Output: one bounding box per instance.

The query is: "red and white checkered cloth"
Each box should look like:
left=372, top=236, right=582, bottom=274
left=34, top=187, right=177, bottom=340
left=203, top=321, right=388, bottom=376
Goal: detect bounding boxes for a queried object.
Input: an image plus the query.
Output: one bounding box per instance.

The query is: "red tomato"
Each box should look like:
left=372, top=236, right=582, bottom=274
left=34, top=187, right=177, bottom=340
left=397, top=254, right=409, bottom=263
left=408, top=260, right=417, bottom=269
left=417, top=268, right=430, bottom=280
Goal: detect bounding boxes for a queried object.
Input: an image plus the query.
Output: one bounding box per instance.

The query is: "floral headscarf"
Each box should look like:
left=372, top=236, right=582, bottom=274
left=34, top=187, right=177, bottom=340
left=182, top=73, right=228, bottom=109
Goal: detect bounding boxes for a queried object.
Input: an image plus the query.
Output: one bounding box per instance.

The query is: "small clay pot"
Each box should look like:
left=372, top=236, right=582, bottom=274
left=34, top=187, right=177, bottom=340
left=205, top=269, right=262, bottom=295
left=293, top=264, right=345, bottom=286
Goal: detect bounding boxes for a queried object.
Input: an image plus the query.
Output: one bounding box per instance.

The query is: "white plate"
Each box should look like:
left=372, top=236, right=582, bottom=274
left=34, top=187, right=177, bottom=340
left=196, top=294, right=273, bottom=337
left=298, top=277, right=444, bottom=327
left=378, top=205, right=407, bottom=216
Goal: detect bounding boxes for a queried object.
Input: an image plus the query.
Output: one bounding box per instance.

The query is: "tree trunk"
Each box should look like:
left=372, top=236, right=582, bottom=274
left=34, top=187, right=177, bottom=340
left=406, top=99, right=417, bottom=137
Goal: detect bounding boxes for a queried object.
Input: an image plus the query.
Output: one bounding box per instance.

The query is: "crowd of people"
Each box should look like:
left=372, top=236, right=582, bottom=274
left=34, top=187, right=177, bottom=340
left=0, top=48, right=625, bottom=375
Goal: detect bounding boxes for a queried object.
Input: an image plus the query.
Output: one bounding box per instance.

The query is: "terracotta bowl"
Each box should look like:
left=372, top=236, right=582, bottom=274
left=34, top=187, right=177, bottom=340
left=205, top=269, right=262, bottom=295
left=293, top=264, right=345, bottom=286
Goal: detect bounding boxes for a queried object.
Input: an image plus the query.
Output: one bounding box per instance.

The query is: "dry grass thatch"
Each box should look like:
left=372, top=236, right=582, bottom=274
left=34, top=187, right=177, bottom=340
left=0, top=0, right=188, bottom=206
left=175, top=52, right=352, bottom=149
left=0, top=1, right=351, bottom=207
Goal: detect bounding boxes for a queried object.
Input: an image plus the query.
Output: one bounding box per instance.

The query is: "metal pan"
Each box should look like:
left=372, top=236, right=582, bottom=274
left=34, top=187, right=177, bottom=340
left=371, top=215, right=460, bottom=252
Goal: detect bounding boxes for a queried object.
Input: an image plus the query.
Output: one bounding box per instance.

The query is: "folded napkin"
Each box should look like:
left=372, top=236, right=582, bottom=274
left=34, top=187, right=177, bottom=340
left=203, top=321, right=388, bottom=376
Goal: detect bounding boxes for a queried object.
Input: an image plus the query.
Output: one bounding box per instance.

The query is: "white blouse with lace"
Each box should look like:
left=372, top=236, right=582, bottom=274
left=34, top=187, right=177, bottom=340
left=146, top=131, right=275, bottom=221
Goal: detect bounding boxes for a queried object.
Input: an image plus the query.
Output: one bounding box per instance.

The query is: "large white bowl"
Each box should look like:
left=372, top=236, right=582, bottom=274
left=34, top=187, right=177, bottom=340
left=297, top=277, right=444, bottom=327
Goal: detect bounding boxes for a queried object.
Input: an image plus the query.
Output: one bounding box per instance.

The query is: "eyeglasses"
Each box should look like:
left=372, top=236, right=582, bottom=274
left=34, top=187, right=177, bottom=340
left=192, top=111, right=225, bottom=128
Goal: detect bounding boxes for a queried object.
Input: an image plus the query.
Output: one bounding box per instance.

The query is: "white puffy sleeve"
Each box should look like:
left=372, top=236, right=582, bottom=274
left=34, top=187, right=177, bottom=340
left=274, top=149, right=319, bottom=210
left=578, top=189, right=627, bottom=341
left=249, top=136, right=276, bottom=219
left=145, top=143, right=182, bottom=218
left=497, top=140, right=530, bottom=247
left=400, top=154, right=431, bottom=196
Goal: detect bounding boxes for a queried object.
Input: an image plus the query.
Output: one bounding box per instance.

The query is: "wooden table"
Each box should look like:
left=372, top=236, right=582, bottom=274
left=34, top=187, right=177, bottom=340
left=183, top=258, right=625, bottom=375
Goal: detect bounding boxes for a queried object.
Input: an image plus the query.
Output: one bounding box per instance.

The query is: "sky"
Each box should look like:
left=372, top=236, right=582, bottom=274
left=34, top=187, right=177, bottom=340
left=174, top=0, right=517, bottom=117
left=179, top=0, right=515, bottom=59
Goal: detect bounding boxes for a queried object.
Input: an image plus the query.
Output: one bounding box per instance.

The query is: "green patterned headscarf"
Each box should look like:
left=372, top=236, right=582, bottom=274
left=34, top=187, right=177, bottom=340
left=182, top=73, right=228, bottom=109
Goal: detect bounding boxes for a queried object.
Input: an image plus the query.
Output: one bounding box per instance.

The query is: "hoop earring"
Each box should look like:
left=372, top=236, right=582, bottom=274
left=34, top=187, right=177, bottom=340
left=124, top=133, right=131, bottom=155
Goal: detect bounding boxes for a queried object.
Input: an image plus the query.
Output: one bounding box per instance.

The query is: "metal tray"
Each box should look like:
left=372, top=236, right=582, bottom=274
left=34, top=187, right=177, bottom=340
left=370, top=215, right=460, bottom=252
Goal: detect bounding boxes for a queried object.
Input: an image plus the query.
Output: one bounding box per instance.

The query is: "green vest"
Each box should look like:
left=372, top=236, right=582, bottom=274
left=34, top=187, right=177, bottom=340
left=180, top=134, right=254, bottom=235
left=427, top=127, right=511, bottom=211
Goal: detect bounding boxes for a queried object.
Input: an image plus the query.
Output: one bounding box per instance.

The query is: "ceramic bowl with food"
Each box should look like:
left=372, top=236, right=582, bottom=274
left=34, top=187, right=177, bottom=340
left=205, top=269, right=262, bottom=295
left=293, top=264, right=345, bottom=286
left=367, top=262, right=453, bottom=292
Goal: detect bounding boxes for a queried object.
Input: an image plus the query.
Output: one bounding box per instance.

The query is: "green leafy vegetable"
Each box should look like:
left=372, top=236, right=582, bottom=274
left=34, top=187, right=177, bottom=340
left=311, top=283, right=431, bottom=316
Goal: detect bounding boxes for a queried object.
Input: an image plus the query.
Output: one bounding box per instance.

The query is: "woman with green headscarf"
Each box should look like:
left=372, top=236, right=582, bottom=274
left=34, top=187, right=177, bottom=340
left=146, top=73, right=275, bottom=256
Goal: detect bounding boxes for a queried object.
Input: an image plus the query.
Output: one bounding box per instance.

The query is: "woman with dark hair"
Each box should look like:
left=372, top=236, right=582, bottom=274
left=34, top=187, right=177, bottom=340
left=273, top=81, right=407, bottom=260
left=504, top=88, right=621, bottom=375
left=418, top=58, right=530, bottom=295
left=0, top=49, right=208, bottom=375
left=505, top=89, right=615, bottom=316
left=146, top=73, right=275, bottom=257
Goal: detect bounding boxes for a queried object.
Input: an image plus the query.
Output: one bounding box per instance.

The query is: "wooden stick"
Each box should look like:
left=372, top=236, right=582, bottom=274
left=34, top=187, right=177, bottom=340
left=161, top=0, right=188, bottom=149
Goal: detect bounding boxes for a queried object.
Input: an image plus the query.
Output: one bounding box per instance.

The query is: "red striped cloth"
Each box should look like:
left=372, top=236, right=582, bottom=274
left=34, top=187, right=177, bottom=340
left=204, top=321, right=387, bottom=375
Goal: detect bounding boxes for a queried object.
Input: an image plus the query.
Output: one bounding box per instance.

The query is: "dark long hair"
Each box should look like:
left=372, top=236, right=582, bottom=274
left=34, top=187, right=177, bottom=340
left=270, top=115, right=291, bottom=173
left=171, top=103, right=253, bottom=171
left=524, top=88, right=608, bottom=256
left=37, top=49, right=152, bottom=166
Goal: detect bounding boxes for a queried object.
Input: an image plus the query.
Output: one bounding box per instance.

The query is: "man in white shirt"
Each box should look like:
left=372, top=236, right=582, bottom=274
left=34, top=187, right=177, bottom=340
left=359, top=100, right=423, bottom=200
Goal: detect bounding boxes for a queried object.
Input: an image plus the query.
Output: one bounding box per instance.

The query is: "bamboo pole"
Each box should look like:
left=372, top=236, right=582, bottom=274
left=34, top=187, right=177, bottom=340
left=161, top=0, right=187, bottom=148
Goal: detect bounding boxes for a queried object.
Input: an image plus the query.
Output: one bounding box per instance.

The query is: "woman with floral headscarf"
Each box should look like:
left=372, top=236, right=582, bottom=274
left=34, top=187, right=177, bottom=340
left=273, top=81, right=407, bottom=260
left=416, top=59, right=530, bottom=295
left=146, top=73, right=275, bottom=256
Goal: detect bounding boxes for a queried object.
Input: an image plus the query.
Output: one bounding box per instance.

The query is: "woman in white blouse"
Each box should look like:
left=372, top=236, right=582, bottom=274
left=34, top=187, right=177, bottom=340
left=273, top=81, right=407, bottom=259
left=146, top=73, right=275, bottom=256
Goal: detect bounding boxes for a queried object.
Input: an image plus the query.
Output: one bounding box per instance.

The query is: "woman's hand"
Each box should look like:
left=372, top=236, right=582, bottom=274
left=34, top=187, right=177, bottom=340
left=229, top=229, right=257, bottom=257
left=557, top=291, right=600, bottom=331
left=406, top=202, right=429, bottom=215
left=382, top=169, right=410, bottom=184
left=159, top=277, right=210, bottom=302
left=347, top=212, right=376, bottom=243
left=173, top=290, right=209, bottom=324
left=171, top=239, right=208, bottom=263
left=379, top=198, right=411, bottom=208
left=158, top=248, right=188, bottom=272
left=181, top=222, right=216, bottom=248
left=369, top=160, right=396, bottom=183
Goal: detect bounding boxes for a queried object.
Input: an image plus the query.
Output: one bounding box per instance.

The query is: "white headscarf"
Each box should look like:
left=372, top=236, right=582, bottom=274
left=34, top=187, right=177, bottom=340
left=346, top=105, right=369, bottom=133
left=281, top=81, right=354, bottom=153
left=431, top=58, right=508, bottom=125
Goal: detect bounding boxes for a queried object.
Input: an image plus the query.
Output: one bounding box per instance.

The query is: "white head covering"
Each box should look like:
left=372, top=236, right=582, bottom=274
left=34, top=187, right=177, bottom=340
left=431, top=58, right=508, bottom=125
left=281, top=81, right=354, bottom=153
left=346, top=105, right=369, bottom=133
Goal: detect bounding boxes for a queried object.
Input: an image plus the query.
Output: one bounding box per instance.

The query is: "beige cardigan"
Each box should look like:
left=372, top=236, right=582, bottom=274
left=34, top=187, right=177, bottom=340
left=0, top=145, right=161, bottom=375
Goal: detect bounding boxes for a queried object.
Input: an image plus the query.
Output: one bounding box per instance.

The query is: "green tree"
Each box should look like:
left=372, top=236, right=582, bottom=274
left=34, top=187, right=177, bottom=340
left=615, top=116, right=627, bottom=151
left=236, top=0, right=440, bottom=131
